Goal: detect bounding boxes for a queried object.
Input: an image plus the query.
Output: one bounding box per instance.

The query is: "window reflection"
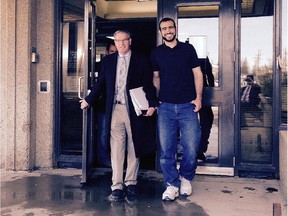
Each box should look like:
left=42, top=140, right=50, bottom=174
left=282, top=65, right=287, bottom=124
left=202, top=106, right=219, bottom=163
left=281, top=1, right=288, bottom=124
left=60, top=1, right=85, bottom=155
left=198, top=57, right=216, bottom=162
left=240, top=7, right=273, bottom=164
left=178, top=6, right=219, bottom=87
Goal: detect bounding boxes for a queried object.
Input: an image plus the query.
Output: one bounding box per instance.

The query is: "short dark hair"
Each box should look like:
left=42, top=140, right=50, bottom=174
left=159, top=17, right=176, bottom=30
left=106, top=39, right=115, bottom=51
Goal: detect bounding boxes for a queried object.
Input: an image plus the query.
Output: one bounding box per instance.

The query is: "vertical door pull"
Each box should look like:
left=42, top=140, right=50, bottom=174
left=78, top=76, right=84, bottom=99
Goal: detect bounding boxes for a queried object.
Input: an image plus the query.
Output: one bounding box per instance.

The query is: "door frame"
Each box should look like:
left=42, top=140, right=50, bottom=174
left=234, top=0, right=281, bottom=177
left=82, top=0, right=97, bottom=184
left=157, top=0, right=236, bottom=175
left=54, top=0, right=84, bottom=168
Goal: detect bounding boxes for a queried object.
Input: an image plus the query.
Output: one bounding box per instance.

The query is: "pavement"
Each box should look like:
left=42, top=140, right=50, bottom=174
left=1, top=168, right=287, bottom=216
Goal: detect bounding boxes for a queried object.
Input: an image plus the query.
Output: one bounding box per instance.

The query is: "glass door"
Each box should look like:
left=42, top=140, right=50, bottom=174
left=57, top=0, right=97, bottom=182
left=57, top=0, right=86, bottom=167
left=81, top=0, right=97, bottom=184
left=178, top=5, right=220, bottom=169
left=158, top=0, right=235, bottom=175
left=237, top=0, right=277, bottom=176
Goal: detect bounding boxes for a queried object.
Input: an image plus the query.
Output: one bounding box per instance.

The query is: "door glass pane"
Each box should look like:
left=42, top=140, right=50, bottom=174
left=281, top=0, right=287, bottom=124
left=203, top=106, right=218, bottom=163
left=178, top=5, right=219, bottom=87
left=178, top=5, right=219, bottom=163
left=60, top=0, right=85, bottom=155
left=240, top=0, right=274, bottom=163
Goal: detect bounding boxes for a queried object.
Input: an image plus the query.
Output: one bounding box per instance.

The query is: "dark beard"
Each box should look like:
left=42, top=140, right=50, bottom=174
left=162, top=34, right=176, bottom=42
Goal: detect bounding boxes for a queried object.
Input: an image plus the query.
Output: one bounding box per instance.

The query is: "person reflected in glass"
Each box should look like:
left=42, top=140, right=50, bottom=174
left=197, top=57, right=214, bottom=162
left=151, top=17, right=203, bottom=201
left=80, top=30, right=158, bottom=202
left=240, top=74, right=262, bottom=126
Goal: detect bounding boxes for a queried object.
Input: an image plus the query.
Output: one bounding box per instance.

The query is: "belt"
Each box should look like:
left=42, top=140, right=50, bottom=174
left=115, top=101, right=125, bottom=105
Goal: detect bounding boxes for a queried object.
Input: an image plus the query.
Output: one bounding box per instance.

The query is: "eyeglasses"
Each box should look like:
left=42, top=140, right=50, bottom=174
left=114, top=38, right=130, bottom=43
left=160, top=26, right=175, bottom=31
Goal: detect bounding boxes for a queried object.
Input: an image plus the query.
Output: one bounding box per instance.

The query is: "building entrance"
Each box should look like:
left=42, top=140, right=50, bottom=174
left=58, top=0, right=235, bottom=181
left=57, top=0, right=157, bottom=176
left=56, top=0, right=279, bottom=182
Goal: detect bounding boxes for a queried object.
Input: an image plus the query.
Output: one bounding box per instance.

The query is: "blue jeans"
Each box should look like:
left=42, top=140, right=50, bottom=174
left=158, top=102, right=201, bottom=188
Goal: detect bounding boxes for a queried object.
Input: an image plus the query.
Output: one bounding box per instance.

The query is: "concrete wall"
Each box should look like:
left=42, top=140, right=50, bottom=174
left=34, top=0, right=55, bottom=168
left=0, top=0, right=55, bottom=170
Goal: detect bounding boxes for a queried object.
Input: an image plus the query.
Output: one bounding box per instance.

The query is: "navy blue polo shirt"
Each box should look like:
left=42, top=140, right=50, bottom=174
left=151, top=41, right=200, bottom=104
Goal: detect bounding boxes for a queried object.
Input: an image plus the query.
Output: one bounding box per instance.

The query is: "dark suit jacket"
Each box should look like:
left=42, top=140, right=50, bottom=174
left=241, top=84, right=261, bottom=107
left=85, top=51, right=158, bottom=158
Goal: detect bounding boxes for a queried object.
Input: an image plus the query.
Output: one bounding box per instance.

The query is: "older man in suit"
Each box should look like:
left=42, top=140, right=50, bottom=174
left=80, top=29, right=158, bottom=202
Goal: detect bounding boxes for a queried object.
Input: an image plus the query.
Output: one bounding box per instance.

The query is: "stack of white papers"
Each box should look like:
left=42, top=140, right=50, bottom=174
left=129, top=87, right=149, bottom=116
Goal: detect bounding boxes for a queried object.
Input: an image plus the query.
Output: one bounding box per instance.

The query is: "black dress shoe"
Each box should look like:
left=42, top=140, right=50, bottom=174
left=109, top=189, right=124, bottom=202
left=126, top=185, right=137, bottom=196
left=197, top=152, right=206, bottom=161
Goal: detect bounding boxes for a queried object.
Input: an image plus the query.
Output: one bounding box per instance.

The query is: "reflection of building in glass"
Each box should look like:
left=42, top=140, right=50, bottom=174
left=179, top=17, right=219, bottom=86
left=281, top=48, right=288, bottom=123
left=240, top=14, right=274, bottom=165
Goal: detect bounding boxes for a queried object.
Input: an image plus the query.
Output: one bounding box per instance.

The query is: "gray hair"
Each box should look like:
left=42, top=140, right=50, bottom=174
left=113, top=29, right=131, bottom=38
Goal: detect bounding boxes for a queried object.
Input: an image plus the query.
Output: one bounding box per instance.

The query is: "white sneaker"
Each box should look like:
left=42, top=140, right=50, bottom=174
left=180, top=176, right=192, bottom=196
left=162, top=185, right=179, bottom=201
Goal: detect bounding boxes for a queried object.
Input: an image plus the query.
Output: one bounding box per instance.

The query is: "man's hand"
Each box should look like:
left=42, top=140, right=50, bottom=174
left=191, top=98, right=202, bottom=112
left=80, top=99, right=89, bottom=110
left=144, top=107, right=156, bottom=116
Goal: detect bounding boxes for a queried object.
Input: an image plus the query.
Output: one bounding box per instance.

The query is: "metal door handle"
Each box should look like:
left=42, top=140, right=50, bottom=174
left=78, top=76, right=84, bottom=99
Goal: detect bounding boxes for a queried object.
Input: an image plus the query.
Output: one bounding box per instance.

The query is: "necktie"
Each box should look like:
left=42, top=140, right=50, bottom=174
left=117, top=56, right=127, bottom=103
left=241, top=85, right=251, bottom=103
